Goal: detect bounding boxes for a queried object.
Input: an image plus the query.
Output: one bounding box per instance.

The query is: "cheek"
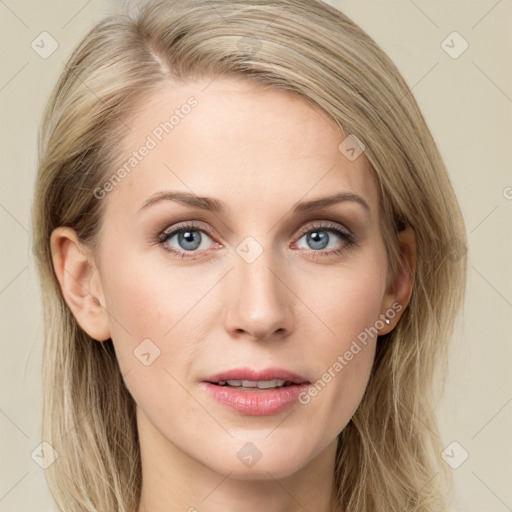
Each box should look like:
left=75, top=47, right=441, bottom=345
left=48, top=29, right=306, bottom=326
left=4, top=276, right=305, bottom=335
left=99, top=251, right=221, bottom=402
left=98, top=253, right=192, bottom=373
left=307, top=275, right=381, bottom=372
left=100, top=263, right=198, bottom=416
left=101, top=252, right=202, bottom=337
left=300, top=251, right=387, bottom=345
left=294, top=253, right=386, bottom=432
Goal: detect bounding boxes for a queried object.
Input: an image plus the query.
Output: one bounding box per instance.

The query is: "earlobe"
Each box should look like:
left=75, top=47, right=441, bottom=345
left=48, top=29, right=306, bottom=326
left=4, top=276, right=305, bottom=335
left=50, top=227, right=111, bottom=341
left=378, top=225, right=416, bottom=335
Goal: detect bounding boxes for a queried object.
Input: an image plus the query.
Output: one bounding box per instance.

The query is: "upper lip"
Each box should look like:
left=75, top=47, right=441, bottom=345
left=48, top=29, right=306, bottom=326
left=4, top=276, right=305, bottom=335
left=203, top=367, right=310, bottom=384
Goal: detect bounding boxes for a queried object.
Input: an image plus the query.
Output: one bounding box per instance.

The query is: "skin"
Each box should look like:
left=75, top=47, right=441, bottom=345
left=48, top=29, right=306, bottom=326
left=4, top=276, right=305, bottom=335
left=51, top=78, right=415, bottom=512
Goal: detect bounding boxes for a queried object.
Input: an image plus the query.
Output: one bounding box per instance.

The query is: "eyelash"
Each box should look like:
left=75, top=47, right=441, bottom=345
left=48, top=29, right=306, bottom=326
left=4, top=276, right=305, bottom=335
left=157, top=221, right=356, bottom=260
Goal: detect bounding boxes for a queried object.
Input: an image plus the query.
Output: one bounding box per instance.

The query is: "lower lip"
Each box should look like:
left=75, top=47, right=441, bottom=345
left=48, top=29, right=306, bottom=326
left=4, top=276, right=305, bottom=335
left=202, top=382, right=310, bottom=416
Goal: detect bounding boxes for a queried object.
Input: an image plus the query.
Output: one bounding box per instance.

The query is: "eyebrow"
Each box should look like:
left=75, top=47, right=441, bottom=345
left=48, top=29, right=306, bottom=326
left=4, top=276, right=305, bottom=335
left=138, top=190, right=370, bottom=215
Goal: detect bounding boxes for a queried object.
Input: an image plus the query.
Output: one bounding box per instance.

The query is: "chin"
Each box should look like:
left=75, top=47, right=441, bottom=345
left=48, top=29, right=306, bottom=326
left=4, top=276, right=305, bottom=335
left=223, top=460, right=307, bottom=481
left=201, top=442, right=314, bottom=481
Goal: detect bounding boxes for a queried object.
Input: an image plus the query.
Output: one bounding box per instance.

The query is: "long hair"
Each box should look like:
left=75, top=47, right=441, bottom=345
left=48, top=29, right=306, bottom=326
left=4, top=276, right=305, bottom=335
left=31, top=1, right=467, bottom=510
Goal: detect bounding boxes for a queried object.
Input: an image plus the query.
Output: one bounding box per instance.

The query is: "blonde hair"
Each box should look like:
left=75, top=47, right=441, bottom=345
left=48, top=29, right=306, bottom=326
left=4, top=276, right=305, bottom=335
left=31, top=1, right=467, bottom=510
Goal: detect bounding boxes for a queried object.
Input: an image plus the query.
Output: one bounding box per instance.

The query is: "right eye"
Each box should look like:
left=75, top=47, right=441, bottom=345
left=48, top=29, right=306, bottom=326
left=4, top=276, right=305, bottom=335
left=158, top=222, right=220, bottom=258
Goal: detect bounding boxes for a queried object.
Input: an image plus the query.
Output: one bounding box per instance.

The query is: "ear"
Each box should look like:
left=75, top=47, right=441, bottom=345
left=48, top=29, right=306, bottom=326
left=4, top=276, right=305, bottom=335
left=378, top=224, right=416, bottom=335
left=50, top=227, right=111, bottom=342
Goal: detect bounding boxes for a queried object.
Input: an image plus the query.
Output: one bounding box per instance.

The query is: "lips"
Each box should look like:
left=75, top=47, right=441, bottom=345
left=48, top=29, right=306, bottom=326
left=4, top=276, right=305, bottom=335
left=202, top=367, right=310, bottom=386
left=201, top=367, right=311, bottom=416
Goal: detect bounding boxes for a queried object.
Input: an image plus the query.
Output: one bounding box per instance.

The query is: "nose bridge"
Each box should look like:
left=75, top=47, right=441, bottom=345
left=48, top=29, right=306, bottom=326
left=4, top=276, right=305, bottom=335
left=224, top=236, right=292, bottom=339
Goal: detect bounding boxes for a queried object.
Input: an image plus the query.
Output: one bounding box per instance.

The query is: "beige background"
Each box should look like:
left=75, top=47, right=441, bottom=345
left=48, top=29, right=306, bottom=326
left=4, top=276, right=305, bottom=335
left=0, top=1, right=511, bottom=510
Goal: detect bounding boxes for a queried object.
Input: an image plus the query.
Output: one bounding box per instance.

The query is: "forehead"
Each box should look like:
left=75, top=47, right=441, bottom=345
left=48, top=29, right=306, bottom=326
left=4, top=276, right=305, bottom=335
left=104, top=77, right=379, bottom=218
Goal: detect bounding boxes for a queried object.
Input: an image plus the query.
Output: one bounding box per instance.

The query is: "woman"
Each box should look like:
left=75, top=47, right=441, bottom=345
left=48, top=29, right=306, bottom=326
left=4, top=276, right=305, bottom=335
left=31, top=0, right=467, bottom=510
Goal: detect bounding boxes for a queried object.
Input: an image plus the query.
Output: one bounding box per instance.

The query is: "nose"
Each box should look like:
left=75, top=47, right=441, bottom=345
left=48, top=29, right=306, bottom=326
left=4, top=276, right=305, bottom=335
left=223, top=248, right=294, bottom=341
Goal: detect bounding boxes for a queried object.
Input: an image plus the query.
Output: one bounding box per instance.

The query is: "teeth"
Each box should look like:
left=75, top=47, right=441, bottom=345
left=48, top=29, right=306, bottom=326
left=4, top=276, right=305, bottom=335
left=255, top=379, right=286, bottom=389
left=225, top=379, right=242, bottom=386
left=217, top=379, right=288, bottom=389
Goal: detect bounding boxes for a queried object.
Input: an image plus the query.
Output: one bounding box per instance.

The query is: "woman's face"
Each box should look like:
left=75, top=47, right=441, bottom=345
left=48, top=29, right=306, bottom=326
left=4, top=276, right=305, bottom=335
left=73, top=78, right=407, bottom=480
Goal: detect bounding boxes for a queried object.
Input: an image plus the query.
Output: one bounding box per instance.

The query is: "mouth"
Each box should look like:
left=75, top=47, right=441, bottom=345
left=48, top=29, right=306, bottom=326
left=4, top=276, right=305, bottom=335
left=210, top=379, right=298, bottom=390
left=201, top=367, right=311, bottom=416
left=202, top=367, right=309, bottom=388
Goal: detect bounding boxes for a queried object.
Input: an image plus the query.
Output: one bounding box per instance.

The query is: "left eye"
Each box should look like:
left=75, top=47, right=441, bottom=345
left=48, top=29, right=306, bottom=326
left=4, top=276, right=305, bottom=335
left=160, top=227, right=213, bottom=252
left=295, top=227, right=347, bottom=251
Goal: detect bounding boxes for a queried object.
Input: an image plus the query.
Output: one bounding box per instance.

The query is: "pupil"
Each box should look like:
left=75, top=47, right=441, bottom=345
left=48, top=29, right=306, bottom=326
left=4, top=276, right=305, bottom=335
left=308, top=230, right=328, bottom=250
left=179, top=230, right=201, bottom=250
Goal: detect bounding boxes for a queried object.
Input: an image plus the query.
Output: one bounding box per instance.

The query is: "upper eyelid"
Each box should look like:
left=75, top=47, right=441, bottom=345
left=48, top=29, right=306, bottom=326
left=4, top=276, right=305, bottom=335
left=295, top=221, right=350, bottom=236
left=162, top=221, right=213, bottom=235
